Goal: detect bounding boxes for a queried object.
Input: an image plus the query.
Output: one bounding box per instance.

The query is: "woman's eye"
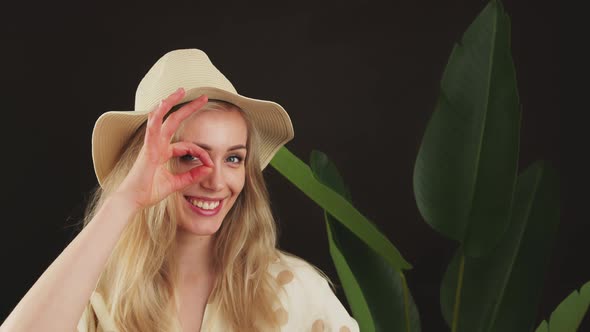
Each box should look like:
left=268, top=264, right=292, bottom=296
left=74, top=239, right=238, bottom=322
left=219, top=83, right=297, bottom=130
left=227, top=155, right=244, bottom=164
left=180, top=154, right=201, bottom=163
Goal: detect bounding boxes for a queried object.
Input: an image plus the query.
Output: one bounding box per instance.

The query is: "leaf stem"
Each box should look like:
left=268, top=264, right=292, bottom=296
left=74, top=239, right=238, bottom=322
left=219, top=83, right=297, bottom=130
left=452, top=255, right=465, bottom=332
left=401, top=272, right=411, bottom=332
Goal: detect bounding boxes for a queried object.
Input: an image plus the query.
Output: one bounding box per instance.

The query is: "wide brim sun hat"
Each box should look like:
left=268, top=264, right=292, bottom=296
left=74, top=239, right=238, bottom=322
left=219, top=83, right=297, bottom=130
left=92, top=48, right=294, bottom=187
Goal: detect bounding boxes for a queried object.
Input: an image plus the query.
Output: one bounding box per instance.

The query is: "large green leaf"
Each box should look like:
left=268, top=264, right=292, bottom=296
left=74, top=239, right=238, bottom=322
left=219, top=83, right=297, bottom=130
left=310, top=150, right=421, bottom=332
left=440, top=161, right=560, bottom=332
left=326, top=222, right=375, bottom=331
left=412, top=0, right=521, bottom=257
left=270, top=146, right=411, bottom=270
left=534, top=281, right=590, bottom=332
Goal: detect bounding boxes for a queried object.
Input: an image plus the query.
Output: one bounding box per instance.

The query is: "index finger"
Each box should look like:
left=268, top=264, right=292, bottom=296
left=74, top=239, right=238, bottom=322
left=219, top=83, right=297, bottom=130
left=153, top=88, right=186, bottom=120
left=146, top=88, right=186, bottom=141
left=161, top=94, right=209, bottom=142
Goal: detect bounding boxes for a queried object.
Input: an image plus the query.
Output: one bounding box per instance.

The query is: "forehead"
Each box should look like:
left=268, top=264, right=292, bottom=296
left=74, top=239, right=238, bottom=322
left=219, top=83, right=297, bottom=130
left=177, top=109, right=248, bottom=147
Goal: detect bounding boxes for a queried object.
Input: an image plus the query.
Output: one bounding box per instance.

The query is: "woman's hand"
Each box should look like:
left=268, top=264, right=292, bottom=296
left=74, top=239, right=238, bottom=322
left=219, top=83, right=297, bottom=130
left=114, top=88, right=214, bottom=210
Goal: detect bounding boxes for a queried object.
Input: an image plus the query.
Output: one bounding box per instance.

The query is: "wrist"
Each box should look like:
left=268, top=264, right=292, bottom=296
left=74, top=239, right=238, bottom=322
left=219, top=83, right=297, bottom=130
left=105, top=191, right=144, bottom=216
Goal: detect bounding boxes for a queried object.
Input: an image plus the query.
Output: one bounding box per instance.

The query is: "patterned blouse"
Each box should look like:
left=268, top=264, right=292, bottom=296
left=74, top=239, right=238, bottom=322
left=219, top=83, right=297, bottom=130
left=77, top=252, right=360, bottom=331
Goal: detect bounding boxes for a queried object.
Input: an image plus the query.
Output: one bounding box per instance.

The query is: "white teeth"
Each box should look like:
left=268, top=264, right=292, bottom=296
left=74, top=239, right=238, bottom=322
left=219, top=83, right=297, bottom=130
left=190, top=199, right=220, bottom=210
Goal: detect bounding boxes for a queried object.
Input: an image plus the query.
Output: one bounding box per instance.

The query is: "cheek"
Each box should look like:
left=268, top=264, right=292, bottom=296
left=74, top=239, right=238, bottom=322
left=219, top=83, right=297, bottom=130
left=228, top=170, right=246, bottom=193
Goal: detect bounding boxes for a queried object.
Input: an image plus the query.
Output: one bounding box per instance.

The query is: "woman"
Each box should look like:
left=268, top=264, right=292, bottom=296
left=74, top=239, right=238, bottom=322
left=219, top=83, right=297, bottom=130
left=1, top=49, right=359, bottom=331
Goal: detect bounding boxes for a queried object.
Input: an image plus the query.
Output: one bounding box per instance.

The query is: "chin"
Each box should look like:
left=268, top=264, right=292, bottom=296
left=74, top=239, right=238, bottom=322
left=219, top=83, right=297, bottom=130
left=177, top=222, right=223, bottom=237
left=177, top=202, right=229, bottom=237
left=177, top=209, right=227, bottom=236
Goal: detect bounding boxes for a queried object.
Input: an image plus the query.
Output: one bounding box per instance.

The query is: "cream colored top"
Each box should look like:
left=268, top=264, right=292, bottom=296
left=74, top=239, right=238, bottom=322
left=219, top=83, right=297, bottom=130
left=77, top=253, right=360, bottom=331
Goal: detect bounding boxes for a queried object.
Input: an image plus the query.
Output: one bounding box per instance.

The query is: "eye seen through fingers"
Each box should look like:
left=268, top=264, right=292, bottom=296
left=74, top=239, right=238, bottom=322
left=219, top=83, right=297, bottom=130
left=179, top=154, right=244, bottom=165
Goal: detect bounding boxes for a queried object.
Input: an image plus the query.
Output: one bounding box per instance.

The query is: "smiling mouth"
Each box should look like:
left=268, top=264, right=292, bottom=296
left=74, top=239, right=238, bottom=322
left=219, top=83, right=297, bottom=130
left=184, top=196, right=223, bottom=210
left=184, top=196, right=223, bottom=217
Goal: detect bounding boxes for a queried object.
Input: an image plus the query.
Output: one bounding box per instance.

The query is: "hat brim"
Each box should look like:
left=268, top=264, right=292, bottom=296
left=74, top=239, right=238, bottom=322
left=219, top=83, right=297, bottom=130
left=92, top=86, right=294, bottom=186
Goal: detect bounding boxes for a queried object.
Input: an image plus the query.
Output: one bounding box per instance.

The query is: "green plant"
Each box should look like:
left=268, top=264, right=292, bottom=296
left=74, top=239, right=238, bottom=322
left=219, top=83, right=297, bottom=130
left=534, top=281, right=590, bottom=332
left=269, top=0, right=581, bottom=331
left=413, top=0, right=561, bottom=331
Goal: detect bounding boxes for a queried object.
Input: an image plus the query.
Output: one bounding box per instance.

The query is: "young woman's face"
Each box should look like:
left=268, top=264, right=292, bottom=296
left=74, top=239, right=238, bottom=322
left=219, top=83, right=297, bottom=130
left=174, top=108, right=248, bottom=236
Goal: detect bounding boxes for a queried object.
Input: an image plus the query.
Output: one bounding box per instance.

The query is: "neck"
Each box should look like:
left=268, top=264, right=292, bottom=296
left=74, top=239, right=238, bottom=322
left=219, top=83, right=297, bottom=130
left=174, top=230, right=216, bottom=284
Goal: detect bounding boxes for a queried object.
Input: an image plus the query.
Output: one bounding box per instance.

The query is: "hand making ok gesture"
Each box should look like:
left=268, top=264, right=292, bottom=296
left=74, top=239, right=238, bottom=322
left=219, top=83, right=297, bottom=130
left=114, top=88, right=214, bottom=209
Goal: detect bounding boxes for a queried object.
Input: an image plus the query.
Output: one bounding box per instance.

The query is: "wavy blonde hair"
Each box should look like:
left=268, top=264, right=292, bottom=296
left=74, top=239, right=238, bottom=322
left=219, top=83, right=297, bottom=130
left=80, top=100, right=311, bottom=331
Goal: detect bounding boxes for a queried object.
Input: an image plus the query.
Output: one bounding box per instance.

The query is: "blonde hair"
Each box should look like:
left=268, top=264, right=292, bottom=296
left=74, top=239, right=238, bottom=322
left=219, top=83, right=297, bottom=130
left=80, top=100, right=322, bottom=331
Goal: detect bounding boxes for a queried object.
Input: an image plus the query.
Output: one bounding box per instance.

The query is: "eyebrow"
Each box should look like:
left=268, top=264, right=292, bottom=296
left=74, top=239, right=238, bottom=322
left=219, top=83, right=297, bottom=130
left=194, top=142, right=247, bottom=152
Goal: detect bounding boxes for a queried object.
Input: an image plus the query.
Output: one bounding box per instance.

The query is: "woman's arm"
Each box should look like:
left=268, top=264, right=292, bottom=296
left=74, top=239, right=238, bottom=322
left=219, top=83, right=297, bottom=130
left=1, top=88, right=213, bottom=332
left=1, top=193, right=139, bottom=332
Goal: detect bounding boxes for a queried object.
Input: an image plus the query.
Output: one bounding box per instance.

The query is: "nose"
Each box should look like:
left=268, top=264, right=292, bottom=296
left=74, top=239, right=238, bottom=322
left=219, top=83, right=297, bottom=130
left=200, top=163, right=225, bottom=192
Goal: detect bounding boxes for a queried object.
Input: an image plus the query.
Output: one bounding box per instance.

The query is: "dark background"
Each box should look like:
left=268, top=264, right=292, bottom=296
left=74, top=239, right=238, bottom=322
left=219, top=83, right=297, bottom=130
left=1, top=0, right=572, bottom=330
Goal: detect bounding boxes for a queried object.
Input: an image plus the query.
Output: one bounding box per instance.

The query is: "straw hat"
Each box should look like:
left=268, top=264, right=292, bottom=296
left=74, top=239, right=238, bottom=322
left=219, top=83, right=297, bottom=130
left=92, top=48, right=294, bottom=186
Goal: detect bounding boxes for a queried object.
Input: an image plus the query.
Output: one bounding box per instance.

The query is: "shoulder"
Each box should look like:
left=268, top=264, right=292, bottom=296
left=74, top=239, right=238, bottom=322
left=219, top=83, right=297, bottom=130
left=269, top=251, right=324, bottom=286
left=268, top=251, right=360, bottom=332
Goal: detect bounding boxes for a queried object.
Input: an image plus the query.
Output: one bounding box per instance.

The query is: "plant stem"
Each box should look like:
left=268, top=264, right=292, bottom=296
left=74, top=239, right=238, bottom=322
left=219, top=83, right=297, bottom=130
left=401, top=272, right=411, bottom=332
left=452, top=255, right=466, bottom=332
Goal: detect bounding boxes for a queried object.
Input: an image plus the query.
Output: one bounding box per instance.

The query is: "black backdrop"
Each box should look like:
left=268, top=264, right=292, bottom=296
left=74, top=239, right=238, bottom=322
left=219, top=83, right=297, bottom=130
left=1, top=0, right=572, bottom=330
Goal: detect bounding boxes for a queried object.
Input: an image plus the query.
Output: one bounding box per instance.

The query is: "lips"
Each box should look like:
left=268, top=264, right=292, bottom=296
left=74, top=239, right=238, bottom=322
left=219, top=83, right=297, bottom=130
left=184, top=196, right=224, bottom=217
